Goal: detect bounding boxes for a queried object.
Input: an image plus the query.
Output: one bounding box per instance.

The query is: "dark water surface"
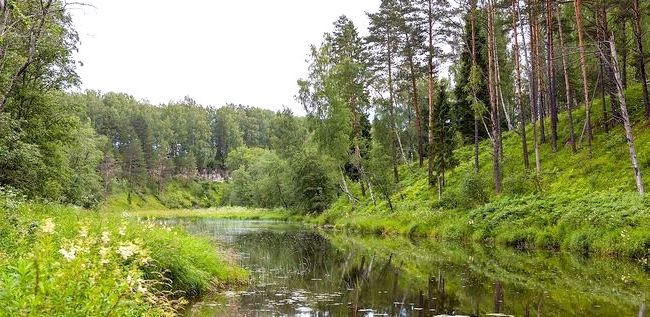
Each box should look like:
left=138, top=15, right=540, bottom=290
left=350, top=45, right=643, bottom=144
left=165, top=219, right=649, bottom=317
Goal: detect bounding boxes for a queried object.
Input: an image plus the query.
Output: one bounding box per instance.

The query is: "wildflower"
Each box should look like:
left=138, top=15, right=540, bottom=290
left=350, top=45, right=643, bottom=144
left=41, top=218, right=56, bottom=234
left=79, top=226, right=89, bottom=238
left=117, top=242, right=139, bottom=260
left=101, top=231, right=111, bottom=244
left=136, top=279, right=147, bottom=293
left=59, top=246, right=77, bottom=261
left=121, top=211, right=130, bottom=218
left=118, top=226, right=127, bottom=236
left=99, top=247, right=111, bottom=265
left=126, top=274, right=134, bottom=286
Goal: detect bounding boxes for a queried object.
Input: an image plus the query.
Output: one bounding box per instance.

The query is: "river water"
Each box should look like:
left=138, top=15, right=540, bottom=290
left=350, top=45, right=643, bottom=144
left=166, top=219, right=649, bottom=317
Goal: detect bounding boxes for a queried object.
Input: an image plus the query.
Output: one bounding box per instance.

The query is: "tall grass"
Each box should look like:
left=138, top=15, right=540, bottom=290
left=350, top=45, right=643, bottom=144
left=0, top=187, right=247, bottom=316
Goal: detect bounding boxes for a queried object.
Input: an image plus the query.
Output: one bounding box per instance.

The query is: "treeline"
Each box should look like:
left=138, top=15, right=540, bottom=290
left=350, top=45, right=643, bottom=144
left=1, top=0, right=650, bottom=213
left=230, top=0, right=650, bottom=212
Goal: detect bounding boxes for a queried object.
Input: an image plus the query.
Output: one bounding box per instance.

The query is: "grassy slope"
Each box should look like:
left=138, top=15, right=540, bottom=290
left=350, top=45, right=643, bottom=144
left=317, top=84, right=650, bottom=261
left=0, top=194, right=247, bottom=315
left=100, top=180, right=224, bottom=213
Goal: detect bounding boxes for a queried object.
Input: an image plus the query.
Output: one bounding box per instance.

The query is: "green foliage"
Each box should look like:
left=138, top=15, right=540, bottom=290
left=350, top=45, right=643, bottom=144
left=0, top=188, right=246, bottom=315
left=459, top=171, right=489, bottom=208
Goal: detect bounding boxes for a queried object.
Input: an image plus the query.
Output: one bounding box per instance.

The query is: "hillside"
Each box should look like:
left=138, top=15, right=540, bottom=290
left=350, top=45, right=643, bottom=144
left=317, top=85, right=650, bottom=261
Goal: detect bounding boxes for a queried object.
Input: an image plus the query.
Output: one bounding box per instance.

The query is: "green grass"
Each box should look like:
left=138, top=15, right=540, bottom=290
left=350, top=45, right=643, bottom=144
left=0, top=188, right=247, bottom=316
left=318, top=84, right=650, bottom=262
left=132, top=206, right=302, bottom=222
left=100, top=180, right=225, bottom=213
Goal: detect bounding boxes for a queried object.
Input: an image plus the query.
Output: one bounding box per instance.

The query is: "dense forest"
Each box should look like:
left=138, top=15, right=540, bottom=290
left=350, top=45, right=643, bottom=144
left=1, top=0, right=650, bottom=215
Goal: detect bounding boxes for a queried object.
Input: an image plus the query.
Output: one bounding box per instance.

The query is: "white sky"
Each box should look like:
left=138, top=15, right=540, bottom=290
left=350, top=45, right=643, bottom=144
left=70, top=0, right=377, bottom=114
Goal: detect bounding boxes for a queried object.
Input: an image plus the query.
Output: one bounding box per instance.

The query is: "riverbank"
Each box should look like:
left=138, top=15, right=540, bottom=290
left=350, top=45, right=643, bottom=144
left=316, top=191, right=650, bottom=261
left=0, top=190, right=247, bottom=316
left=131, top=196, right=650, bottom=263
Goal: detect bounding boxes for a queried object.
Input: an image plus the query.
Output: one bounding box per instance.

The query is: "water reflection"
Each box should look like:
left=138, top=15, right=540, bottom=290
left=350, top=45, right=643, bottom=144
left=162, top=219, right=650, bottom=317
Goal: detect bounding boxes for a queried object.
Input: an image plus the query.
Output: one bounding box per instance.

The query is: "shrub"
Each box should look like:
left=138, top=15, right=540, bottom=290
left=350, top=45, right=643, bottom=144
left=458, top=172, right=489, bottom=208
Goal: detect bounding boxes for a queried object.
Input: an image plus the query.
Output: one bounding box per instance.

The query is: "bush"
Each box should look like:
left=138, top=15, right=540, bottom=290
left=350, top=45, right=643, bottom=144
left=503, top=173, right=534, bottom=195
left=458, top=172, right=489, bottom=208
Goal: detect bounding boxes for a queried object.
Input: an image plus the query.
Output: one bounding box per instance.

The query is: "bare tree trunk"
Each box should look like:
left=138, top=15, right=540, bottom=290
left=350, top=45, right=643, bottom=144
left=533, top=11, right=546, bottom=144
left=609, top=37, right=645, bottom=194
left=512, top=0, right=529, bottom=170
left=556, top=7, right=576, bottom=154
left=487, top=0, right=502, bottom=193
left=600, top=62, right=610, bottom=133
left=545, top=0, right=558, bottom=152
left=493, top=41, right=514, bottom=131
left=632, top=0, right=650, bottom=117
left=575, top=0, right=593, bottom=156
left=527, top=0, right=542, bottom=174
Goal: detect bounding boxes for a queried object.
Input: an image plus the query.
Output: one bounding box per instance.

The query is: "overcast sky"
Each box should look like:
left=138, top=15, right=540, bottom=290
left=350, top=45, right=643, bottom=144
left=70, top=0, right=377, bottom=114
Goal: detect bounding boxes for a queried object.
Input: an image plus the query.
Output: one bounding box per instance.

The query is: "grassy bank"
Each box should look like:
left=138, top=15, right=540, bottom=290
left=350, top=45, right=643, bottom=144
left=132, top=206, right=300, bottom=221
left=0, top=188, right=247, bottom=316
left=99, top=180, right=225, bottom=213
left=317, top=192, right=650, bottom=261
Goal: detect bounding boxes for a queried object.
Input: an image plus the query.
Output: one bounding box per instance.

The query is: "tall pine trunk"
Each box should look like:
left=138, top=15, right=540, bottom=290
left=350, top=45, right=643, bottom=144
left=555, top=6, right=576, bottom=154
left=427, top=0, right=435, bottom=185
left=533, top=11, right=546, bottom=144
left=487, top=0, right=502, bottom=193
left=574, top=0, right=593, bottom=156
left=632, top=0, right=650, bottom=117
left=387, top=30, right=400, bottom=183
left=512, top=0, right=529, bottom=170
left=545, top=0, right=558, bottom=152
left=405, top=32, right=424, bottom=168
left=470, top=1, right=480, bottom=173
left=527, top=0, right=542, bottom=174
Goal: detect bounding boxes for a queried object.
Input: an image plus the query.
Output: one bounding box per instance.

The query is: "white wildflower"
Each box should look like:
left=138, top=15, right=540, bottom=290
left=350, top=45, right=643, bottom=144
left=136, top=279, right=147, bottom=293
left=101, top=231, right=111, bottom=244
left=79, top=226, right=89, bottom=238
left=118, top=226, right=127, bottom=236
left=59, top=246, right=77, bottom=261
left=121, top=211, right=130, bottom=218
left=99, top=247, right=111, bottom=265
left=126, top=274, right=134, bottom=286
left=117, top=242, right=139, bottom=260
left=41, top=218, right=56, bottom=234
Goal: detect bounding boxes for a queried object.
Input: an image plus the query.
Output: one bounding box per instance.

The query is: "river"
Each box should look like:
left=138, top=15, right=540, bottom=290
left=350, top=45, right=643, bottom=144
left=164, top=219, right=649, bottom=316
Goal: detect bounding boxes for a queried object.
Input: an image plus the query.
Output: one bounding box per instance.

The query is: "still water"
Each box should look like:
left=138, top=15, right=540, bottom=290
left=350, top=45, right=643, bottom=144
left=166, top=219, right=649, bottom=317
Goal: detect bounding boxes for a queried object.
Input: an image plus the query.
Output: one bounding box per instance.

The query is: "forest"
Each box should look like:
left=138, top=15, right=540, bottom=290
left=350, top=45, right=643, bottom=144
left=1, top=0, right=650, bottom=315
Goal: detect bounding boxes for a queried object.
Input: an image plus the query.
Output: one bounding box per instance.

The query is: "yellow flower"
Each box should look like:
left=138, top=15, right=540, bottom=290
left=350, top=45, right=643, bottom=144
left=41, top=218, right=56, bottom=234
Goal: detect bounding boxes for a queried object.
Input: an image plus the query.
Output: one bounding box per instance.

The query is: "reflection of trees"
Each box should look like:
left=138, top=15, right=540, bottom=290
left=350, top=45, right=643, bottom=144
left=182, top=221, right=650, bottom=316
left=324, top=232, right=650, bottom=316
